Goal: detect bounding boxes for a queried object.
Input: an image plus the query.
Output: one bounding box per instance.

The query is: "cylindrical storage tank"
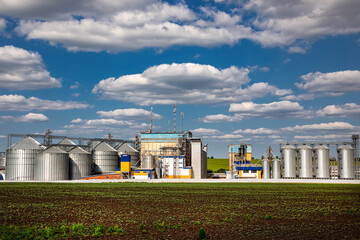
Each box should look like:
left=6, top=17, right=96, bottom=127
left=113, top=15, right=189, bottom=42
left=314, top=144, right=330, bottom=178
left=281, top=144, right=296, bottom=178
left=272, top=159, right=281, bottom=179
left=57, top=138, right=76, bottom=152
left=298, top=144, right=313, bottom=178
left=337, top=144, right=354, bottom=179
left=5, top=137, right=44, bottom=181
left=116, top=143, right=140, bottom=168
left=142, top=154, right=155, bottom=169
left=93, top=142, right=118, bottom=173
left=0, top=153, right=6, bottom=168
left=69, top=147, right=92, bottom=180
left=34, top=146, right=69, bottom=181
left=262, top=158, right=271, bottom=179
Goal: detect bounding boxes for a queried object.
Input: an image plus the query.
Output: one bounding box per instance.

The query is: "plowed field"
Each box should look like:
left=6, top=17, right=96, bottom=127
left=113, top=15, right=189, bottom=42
left=0, top=182, right=359, bottom=239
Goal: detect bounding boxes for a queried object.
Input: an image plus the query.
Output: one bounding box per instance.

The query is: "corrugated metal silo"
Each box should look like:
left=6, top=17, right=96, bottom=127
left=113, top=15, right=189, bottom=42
left=314, top=144, right=329, bottom=178
left=69, top=147, right=91, bottom=180
left=142, top=154, right=155, bottom=169
left=298, top=144, right=313, bottom=178
left=281, top=144, right=296, bottom=178
left=5, top=137, right=44, bottom=181
left=34, top=146, right=69, bottom=181
left=116, top=143, right=140, bottom=167
left=262, top=158, right=270, bottom=179
left=272, top=159, right=281, bottom=179
left=0, top=153, right=5, bottom=168
left=93, top=142, right=118, bottom=173
left=58, top=138, right=76, bottom=152
left=337, top=144, right=354, bottom=179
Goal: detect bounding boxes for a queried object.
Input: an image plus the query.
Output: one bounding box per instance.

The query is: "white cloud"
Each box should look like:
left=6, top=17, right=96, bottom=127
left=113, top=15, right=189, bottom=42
left=0, top=45, right=61, bottom=90
left=280, top=93, right=315, bottom=101
left=0, top=0, right=156, bottom=20
left=233, top=128, right=276, bottom=135
left=93, top=63, right=251, bottom=105
left=229, top=101, right=311, bottom=118
left=293, top=134, right=352, bottom=141
left=64, top=118, right=150, bottom=134
left=296, top=70, right=360, bottom=96
left=97, top=108, right=162, bottom=120
left=16, top=2, right=251, bottom=53
left=316, top=103, right=360, bottom=118
left=281, top=122, right=356, bottom=132
left=0, top=113, right=48, bottom=122
left=0, top=18, right=6, bottom=32
left=191, top=128, right=222, bottom=136
left=201, top=101, right=311, bottom=122
left=235, top=82, right=292, bottom=101
left=200, top=114, right=243, bottom=123
left=70, top=81, right=80, bottom=89
left=0, top=94, right=89, bottom=111
left=244, top=0, right=360, bottom=47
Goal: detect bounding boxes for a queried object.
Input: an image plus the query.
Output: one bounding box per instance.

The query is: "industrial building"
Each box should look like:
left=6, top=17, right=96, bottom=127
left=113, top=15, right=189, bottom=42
left=226, top=144, right=262, bottom=179
left=2, top=129, right=208, bottom=181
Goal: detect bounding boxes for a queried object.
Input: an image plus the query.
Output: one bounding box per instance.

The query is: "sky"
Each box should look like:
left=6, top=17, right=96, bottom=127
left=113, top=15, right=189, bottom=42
left=0, top=0, right=359, bottom=158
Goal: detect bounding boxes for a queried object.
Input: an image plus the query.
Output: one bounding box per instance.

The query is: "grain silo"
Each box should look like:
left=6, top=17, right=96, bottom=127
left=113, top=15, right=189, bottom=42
left=262, top=158, right=271, bottom=179
left=298, top=144, right=313, bottom=178
left=69, top=147, right=92, bottom=179
left=34, top=146, right=69, bottom=181
left=314, top=144, right=330, bottom=178
left=93, top=142, right=118, bottom=173
left=58, top=138, right=76, bottom=152
left=337, top=144, right=354, bottom=179
left=5, top=137, right=44, bottom=181
left=281, top=144, right=296, bottom=178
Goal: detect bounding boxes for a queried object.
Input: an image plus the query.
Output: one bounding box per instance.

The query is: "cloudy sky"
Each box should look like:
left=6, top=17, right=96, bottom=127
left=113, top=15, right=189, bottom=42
left=0, top=0, right=359, bottom=158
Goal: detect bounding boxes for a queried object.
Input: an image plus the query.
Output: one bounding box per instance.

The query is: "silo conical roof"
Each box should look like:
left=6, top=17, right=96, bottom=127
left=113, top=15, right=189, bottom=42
left=58, top=138, right=76, bottom=145
left=43, top=146, right=68, bottom=154
left=338, top=144, right=353, bottom=150
left=69, top=146, right=90, bottom=154
left=315, top=144, right=329, bottom=150
left=94, top=142, right=117, bottom=152
left=298, top=144, right=312, bottom=150
left=116, top=142, right=138, bottom=153
left=281, top=144, right=296, bottom=149
left=10, top=136, right=44, bottom=150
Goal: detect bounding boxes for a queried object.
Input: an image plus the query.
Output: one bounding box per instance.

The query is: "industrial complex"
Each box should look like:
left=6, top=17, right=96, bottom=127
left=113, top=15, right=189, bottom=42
left=0, top=105, right=358, bottom=182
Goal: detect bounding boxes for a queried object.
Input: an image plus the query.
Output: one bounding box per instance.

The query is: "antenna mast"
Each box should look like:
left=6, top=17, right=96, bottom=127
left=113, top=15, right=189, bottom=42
left=150, top=106, right=153, bottom=133
left=173, top=104, right=176, bottom=133
left=181, top=112, right=184, bottom=133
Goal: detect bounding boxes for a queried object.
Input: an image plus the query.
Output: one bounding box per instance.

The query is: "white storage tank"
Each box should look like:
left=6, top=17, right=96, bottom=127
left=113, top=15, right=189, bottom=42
left=142, top=154, right=155, bottom=169
left=298, top=144, right=313, bottom=178
left=314, top=144, right=330, bottom=178
left=272, top=159, right=281, bottom=179
left=0, top=153, right=6, bottom=168
left=281, top=144, right=296, bottom=178
left=6, top=137, right=44, bottom=181
left=69, top=147, right=92, bottom=180
left=262, top=158, right=271, bottom=179
left=93, top=142, right=118, bottom=173
left=34, top=146, right=69, bottom=181
left=337, top=144, right=354, bottom=179
left=116, top=142, right=140, bottom=167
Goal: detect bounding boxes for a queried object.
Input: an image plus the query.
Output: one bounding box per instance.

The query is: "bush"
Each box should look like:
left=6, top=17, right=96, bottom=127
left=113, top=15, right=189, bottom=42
left=198, top=227, right=207, bottom=240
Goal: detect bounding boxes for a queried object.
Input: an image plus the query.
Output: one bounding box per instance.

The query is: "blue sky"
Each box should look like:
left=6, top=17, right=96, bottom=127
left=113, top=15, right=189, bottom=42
left=0, top=0, right=359, bottom=158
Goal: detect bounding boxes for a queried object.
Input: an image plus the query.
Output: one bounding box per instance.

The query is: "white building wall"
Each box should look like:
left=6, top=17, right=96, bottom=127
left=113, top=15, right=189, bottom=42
left=191, top=140, right=202, bottom=179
